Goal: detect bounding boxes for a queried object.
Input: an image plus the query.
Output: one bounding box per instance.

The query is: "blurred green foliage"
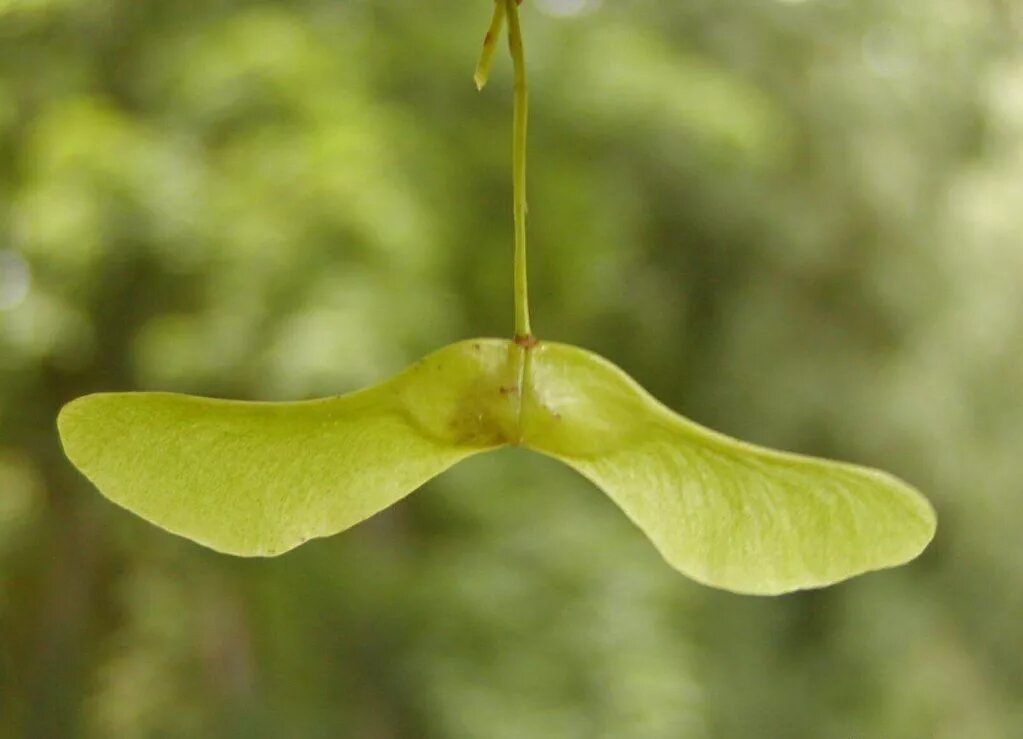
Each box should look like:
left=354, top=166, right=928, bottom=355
left=0, top=0, right=1021, bottom=737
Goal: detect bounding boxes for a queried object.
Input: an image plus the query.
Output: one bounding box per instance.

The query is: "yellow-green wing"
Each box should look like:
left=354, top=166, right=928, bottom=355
left=521, top=342, right=936, bottom=595
left=58, top=339, right=523, bottom=556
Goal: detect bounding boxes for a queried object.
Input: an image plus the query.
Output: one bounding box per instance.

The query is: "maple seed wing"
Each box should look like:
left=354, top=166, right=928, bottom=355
left=56, top=341, right=518, bottom=556
left=56, top=391, right=473, bottom=556
left=522, top=343, right=937, bottom=595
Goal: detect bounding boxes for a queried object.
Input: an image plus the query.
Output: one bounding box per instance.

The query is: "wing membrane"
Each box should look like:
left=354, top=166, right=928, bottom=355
left=58, top=340, right=518, bottom=555
left=523, top=342, right=936, bottom=595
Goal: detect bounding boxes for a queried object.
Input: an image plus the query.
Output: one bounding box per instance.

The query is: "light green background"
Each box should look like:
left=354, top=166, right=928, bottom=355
left=1, top=0, right=1020, bottom=737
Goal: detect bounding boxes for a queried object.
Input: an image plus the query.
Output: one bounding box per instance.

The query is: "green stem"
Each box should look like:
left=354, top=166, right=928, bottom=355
left=505, top=0, right=531, bottom=340
left=474, top=1, right=506, bottom=91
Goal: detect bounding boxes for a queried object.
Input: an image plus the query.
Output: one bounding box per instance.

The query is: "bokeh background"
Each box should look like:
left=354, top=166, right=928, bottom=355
left=2, top=0, right=1022, bottom=736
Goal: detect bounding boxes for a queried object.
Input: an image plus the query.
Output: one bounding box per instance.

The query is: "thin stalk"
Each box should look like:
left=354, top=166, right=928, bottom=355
left=474, top=1, right=506, bottom=91
left=505, top=0, right=531, bottom=340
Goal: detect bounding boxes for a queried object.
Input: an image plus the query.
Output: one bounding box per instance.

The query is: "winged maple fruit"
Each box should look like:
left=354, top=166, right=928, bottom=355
left=57, top=0, right=935, bottom=595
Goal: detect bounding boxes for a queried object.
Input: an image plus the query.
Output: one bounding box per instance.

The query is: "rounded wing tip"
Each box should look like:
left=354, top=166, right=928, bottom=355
left=664, top=513, right=938, bottom=597
left=57, top=392, right=118, bottom=436
left=56, top=394, right=98, bottom=462
left=56, top=393, right=86, bottom=430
